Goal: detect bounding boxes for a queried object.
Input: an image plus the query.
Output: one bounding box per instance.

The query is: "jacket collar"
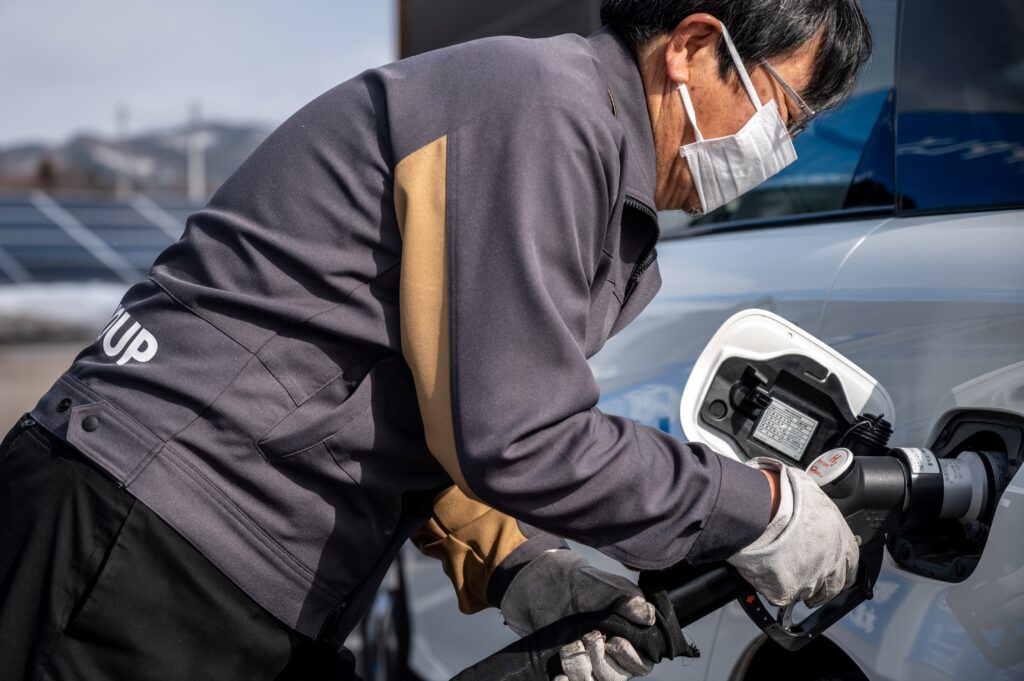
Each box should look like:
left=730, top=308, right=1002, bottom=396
left=587, top=26, right=658, bottom=210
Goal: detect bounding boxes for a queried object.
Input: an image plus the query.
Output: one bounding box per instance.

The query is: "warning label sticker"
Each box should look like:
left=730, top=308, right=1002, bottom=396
left=752, top=399, right=818, bottom=461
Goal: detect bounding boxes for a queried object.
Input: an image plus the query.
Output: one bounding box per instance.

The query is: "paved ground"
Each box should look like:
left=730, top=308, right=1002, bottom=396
left=0, top=342, right=81, bottom=433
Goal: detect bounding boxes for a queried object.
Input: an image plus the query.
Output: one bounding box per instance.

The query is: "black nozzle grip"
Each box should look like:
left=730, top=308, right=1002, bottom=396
left=453, top=565, right=737, bottom=681
left=450, top=611, right=664, bottom=681
left=451, top=573, right=700, bottom=681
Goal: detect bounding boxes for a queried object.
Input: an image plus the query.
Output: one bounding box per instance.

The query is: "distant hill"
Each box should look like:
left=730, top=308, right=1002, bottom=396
left=0, top=121, right=271, bottom=195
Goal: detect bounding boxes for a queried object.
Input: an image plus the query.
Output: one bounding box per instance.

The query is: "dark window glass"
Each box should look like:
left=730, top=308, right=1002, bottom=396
left=896, top=0, right=1024, bottom=213
left=662, top=0, right=898, bottom=237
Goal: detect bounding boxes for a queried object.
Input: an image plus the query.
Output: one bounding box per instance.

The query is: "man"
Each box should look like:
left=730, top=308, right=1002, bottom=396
left=0, top=1, right=871, bottom=679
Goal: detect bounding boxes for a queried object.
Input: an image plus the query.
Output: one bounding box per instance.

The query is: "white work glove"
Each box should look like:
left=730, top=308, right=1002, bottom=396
left=500, top=549, right=656, bottom=681
left=727, top=457, right=859, bottom=608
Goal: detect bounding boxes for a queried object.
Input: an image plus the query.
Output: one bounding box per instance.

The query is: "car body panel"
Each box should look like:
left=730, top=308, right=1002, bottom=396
left=818, top=210, right=1024, bottom=447
left=810, top=209, right=1024, bottom=681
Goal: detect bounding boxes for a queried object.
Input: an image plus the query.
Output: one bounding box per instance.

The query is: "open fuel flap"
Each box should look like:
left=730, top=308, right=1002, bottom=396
left=680, top=309, right=896, bottom=466
left=680, top=309, right=1022, bottom=585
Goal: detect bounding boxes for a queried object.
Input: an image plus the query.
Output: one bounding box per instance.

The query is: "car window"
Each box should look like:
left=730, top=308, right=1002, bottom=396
left=661, top=0, right=898, bottom=237
left=895, top=0, right=1024, bottom=213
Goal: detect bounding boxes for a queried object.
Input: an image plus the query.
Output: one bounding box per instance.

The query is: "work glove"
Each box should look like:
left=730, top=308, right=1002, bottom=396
left=727, top=457, right=859, bottom=608
left=500, top=549, right=657, bottom=681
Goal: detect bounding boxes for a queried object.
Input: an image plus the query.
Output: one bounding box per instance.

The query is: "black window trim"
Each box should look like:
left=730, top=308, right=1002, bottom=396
left=895, top=200, right=1024, bottom=220
left=670, top=205, right=895, bottom=240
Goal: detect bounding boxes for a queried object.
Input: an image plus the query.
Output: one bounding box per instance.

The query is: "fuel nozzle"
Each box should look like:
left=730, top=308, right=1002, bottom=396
left=805, top=447, right=907, bottom=541
left=805, top=446, right=1007, bottom=539
left=891, top=448, right=1008, bottom=525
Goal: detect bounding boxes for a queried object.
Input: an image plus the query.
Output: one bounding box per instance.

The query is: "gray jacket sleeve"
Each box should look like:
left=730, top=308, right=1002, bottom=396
left=395, top=98, right=770, bottom=571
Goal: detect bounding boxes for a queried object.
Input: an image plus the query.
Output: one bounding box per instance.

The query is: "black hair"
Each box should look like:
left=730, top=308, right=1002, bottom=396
left=600, top=0, right=872, bottom=112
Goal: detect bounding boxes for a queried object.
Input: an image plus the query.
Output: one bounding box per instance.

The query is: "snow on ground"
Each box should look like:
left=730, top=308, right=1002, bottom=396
left=0, top=282, right=126, bottom=342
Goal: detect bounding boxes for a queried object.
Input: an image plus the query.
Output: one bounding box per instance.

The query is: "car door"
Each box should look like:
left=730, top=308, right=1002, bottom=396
left=816, top=1, right=1024, bottom=679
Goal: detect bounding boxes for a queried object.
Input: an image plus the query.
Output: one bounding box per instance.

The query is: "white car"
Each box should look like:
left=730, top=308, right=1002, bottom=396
left=362, top=0, right=1024, bottom=679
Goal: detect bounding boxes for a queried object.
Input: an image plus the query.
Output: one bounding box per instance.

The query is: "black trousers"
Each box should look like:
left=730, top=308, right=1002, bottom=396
left=0, top=416, right=359, bottom=681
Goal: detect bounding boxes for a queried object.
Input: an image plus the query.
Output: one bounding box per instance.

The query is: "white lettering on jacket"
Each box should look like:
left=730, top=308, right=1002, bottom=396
left=98, top=306, right=159, bottom=366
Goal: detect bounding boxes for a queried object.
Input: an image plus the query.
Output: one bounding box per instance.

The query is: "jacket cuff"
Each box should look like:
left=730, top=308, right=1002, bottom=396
left=486, top=524, right=568, bottom=607
left=686, top=445, right=772, bottom=563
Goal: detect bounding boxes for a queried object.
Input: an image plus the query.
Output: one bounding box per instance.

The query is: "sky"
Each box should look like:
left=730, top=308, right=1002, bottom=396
left=0, top=1, right=396, bottom=145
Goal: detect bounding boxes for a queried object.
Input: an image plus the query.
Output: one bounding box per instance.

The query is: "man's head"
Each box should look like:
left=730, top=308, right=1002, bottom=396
left=601, top=0, right=872, bottom=212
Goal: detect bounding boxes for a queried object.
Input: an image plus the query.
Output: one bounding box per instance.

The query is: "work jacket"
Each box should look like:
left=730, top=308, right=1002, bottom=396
left=32, top=27, right=770, bottom=649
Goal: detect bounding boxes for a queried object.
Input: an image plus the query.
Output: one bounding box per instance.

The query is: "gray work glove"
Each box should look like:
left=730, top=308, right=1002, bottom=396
left=727, top=457, right=859, bottom=608
left=500, top=549, right=656, bottom=681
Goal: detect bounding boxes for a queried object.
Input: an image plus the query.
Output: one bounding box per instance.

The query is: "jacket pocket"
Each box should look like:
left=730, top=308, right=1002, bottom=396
left=61, top=499, right=138, bottom=633
left=256, top=355, right=406, bottom=461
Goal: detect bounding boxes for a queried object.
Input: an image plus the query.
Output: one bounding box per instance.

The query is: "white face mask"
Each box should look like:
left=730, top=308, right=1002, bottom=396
left=678, top=25, right=797, bottom=216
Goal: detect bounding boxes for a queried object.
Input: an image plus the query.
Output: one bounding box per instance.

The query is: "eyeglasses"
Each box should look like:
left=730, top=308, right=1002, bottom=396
left=760, top=60, right=817, bottom=138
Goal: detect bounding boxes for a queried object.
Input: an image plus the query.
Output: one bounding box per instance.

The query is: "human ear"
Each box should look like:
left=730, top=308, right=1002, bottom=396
left=664, top=13, right=724, bottom=86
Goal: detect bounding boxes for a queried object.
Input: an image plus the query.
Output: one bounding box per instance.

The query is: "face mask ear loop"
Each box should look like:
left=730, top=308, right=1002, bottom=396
left=720, top=25, right=763, bottom=112
left=678, top=84, right=705, bottom=143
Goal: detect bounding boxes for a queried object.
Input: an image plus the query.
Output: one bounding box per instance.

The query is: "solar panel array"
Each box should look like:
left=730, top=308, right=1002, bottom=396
left=0, top=193, right=197, bottom=285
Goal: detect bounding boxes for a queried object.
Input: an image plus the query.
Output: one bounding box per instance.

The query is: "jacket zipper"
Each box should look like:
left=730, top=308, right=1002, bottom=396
left=623, top=196, right=660, bottom=299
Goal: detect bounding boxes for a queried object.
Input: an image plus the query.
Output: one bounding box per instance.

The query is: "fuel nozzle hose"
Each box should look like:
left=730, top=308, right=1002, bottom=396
left=451, top=572, right=700, bottom=681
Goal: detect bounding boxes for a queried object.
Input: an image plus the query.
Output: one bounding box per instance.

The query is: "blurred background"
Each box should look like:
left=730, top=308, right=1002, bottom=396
left=0, top=0, right=609, bottom=428
left=0, top=0, right=400, bottom=425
